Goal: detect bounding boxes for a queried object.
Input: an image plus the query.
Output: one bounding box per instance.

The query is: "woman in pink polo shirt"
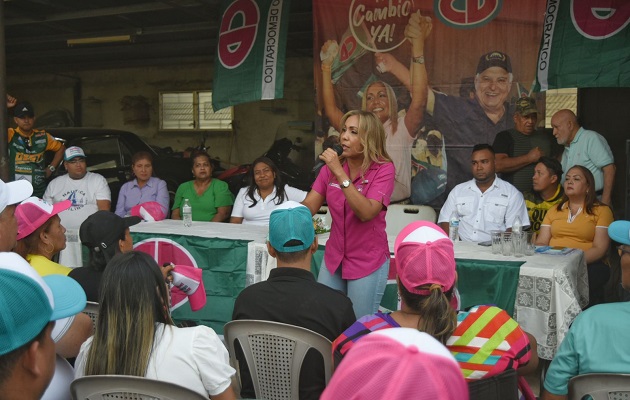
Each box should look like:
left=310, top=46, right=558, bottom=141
left=303, top=110, right=395, bottom=318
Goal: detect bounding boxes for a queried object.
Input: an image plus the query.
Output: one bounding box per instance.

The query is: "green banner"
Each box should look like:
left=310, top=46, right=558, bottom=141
left=132, top=232, right=249, bottom=335
left=535, top=0, right=630, bottom=91
left=213, top=0, right=291, bottom=110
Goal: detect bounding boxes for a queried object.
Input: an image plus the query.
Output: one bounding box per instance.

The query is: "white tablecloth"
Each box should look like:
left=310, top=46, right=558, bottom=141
left=452, top=241, right=588, bottom=359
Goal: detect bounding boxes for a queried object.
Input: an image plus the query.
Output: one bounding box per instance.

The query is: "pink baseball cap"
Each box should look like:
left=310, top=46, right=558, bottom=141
left=170, top=264, right=206, bottom=312
left=321, top=328, right=469, bottom=400
left=394, top=221, right=456, bottom=295
left=131, top=201, right=166, bottom=222
left=16, top=197, right=71, bottom=240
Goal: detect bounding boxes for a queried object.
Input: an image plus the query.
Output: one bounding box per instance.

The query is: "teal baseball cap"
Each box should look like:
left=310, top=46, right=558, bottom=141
left=0, top=252, right=86, bottom=356
left=609, top=220, right=630, bottom=246
left=268, top=201, right=315, bottom=253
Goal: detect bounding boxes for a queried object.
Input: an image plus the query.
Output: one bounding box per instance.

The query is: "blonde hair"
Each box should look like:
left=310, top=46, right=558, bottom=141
left=361, top=81, right=399, bottom=134
left=340, top=110, right=391, bottom=173
left=83, top=252, right=173, bottom=377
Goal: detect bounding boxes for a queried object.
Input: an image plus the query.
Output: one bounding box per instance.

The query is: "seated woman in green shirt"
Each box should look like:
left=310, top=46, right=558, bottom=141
left=171, top=152, right=234, bottom=222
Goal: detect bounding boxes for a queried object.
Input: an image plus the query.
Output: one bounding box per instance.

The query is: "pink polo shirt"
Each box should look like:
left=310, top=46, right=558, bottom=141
left=312, top=161, right=394, bottom=279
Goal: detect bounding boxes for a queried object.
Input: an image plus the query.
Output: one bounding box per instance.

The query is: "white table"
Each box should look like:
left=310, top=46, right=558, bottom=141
left=452, top=241, right=588, bottom=359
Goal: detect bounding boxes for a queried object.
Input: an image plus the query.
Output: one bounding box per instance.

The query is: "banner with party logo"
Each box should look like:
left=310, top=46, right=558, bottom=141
left=314, top=0, right=546, bottom=206
left=535, top=0, right=630, bottom=91
left=213, top=0, right=291, bottom=110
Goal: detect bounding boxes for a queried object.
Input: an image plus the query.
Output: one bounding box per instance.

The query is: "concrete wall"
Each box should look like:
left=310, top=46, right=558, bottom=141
left=7, top=57, right=316, bottom=168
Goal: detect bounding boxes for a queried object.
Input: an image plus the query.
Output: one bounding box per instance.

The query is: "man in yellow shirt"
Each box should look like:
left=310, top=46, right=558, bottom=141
left=524, top=157, right=563, bottom=233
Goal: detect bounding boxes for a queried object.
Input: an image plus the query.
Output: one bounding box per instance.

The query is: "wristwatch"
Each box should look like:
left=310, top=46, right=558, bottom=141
left=341, top=179, right=351, bottom=188
left=47, top=165, right=56, bottom=172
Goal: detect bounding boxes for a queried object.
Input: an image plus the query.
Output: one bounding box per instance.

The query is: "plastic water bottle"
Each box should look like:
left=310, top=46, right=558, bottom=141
left=449, top=211, right=460, bottom=242
left=513, top=216, right=522, bottom=235
left=512, top=216, right=523, bottom=257
left=182, top=199, right=192, bottom=227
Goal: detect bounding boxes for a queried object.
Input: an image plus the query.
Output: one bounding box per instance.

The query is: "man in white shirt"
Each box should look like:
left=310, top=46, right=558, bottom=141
left=43, top=146, right=110, bottom=267
left=438, top=144, right=529, bottom=242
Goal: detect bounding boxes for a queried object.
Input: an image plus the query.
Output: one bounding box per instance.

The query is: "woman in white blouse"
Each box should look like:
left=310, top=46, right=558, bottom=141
left=230, top=156, right=306, bottom=226
left=74, top=251, right=236, bottom=399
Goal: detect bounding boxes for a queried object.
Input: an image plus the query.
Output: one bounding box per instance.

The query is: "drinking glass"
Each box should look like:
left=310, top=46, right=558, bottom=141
left=501, top=232, right=512, bottom=256
left=491, top=230, right=502, bottom=255
left=524, top=231, right=536, bottom=256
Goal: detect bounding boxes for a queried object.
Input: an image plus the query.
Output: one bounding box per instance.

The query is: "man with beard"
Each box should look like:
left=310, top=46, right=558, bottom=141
left=438, top=144, right=528, bottom=242
left=493, top=97, right=559, bottom=192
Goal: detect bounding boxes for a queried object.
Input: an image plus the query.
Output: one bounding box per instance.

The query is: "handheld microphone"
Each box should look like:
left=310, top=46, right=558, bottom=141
left=312, top=144, right=343, bottom=172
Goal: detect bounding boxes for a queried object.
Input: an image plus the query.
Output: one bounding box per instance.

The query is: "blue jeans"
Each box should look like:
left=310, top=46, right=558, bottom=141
left=317, top=258, right=389, bottom=319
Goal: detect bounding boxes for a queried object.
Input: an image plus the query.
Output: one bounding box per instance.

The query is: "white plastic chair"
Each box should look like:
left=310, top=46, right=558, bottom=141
left=568, top=373, right=630, bottom=400
left=82, top=301, right=100, bottom=330
left=224, top=319, right=332, bottom=400
left=70, top=375, right=208, bottom=399
left=386, top=204, right=437, bottom=236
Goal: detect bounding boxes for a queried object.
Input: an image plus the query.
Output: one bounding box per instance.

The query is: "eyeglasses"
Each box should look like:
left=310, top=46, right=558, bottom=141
left=618, top=246, right=630, bottom=257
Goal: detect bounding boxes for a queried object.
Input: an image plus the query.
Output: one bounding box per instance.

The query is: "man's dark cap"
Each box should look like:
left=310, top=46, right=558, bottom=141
left=476, top=51, right=512, bottom=74
left=13, top=102, right=35, bottom=118
left=515, top=97, right=537, bottom=116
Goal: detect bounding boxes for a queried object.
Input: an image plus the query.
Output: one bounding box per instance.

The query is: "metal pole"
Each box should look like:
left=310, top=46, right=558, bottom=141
left=0, top=0, right=9, bottom=181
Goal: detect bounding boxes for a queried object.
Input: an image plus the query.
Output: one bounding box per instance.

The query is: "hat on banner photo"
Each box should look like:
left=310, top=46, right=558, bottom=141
left=476, top=51, right=512, bottom=74
left=0, top=179, right=33, bottom=215
left=15, top=197, right=72, bottom=240
left=64, top=146, right=86, bottom=161
left=394, top=221, right=457, bottom=295
left=268, top=201, right=315, bottom=253
left=320, top=328, right=469, bottom=400
left=170, top=264, right=206, bottom=311
left=609, top=220, right=630, bottom=246
left=0, top=252, right=86, bottom=356
left=131, top=201, right=166, bottom=222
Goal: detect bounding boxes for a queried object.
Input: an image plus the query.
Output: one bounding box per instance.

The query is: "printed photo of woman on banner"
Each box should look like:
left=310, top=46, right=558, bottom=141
left=313, top=0, right=546, bottom=207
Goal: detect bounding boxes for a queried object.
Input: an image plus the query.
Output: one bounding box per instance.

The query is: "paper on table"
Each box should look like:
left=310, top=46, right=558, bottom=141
left=535, top=246, right=577, bottom=256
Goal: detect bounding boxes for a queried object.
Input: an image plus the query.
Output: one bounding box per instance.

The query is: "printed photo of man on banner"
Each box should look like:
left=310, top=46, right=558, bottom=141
left=313, top=0, right=546, bottom=207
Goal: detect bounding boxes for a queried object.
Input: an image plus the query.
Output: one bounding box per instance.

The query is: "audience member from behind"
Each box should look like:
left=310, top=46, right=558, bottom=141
left=69, top=211, right=141, bottom=301
left=15, top=197, right=72, bottom=276
left=333, top=221, right=458, bottom=366
left=302, top=110, right=395, bottom=318
left=115, top=151, right=169, bottom=218
left=611, top=220, right=630, bottom=301
left=172, top=151, right=234, bottom=222
left=0, top=252, right=87, bottom=400
left=43, top=146, right=111, bottom=268
left=334, top=221, right=537, bottom=398
left=75, top=251, right=236, bottom=399
left=536, top=165, right=613, bottom=306
left=438, top=144, right=529, bottom=242
left=232, top=201, right=355, bottom=400
left=541, top=220, right=630, bottom=400
left=322, top=328, right=468, bottom=400
left=524, top=157, right=564, bottom=233
left=230, top=157, right=306, bottom=225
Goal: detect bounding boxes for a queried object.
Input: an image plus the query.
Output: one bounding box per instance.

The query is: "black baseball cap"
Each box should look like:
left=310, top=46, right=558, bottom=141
left=13, top=101, right=35, bottom=118
left=80, top=211, right=141, bottom=252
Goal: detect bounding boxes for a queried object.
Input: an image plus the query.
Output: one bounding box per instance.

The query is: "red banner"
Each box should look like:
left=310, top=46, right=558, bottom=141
left=314, top=0, right=545, bottom=205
